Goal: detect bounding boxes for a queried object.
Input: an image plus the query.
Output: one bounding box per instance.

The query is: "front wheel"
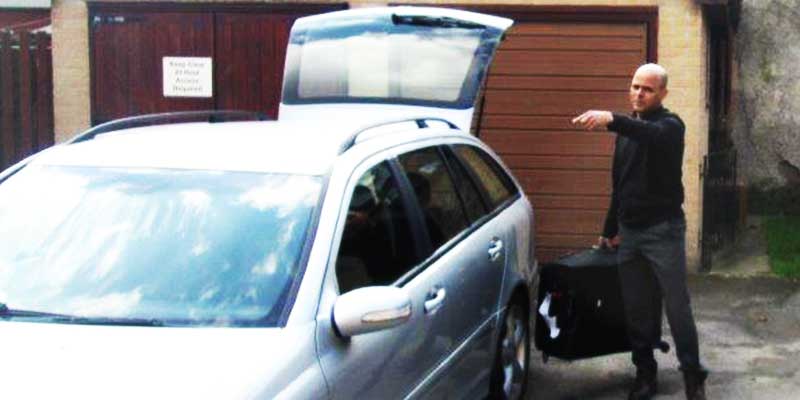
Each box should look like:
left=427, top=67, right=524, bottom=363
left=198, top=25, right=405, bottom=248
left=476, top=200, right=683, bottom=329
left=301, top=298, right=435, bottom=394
left=489, top=301, right=530, bottom=399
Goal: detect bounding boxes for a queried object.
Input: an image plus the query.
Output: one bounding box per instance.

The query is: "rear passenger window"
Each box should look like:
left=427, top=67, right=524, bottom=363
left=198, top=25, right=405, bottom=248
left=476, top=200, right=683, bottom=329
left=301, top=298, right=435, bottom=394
left=442, top=147, right=487, bottom=223
left=454, top=145, right=516, bottom=209
left=399, top=147, right=468, bottom=251
left=336, top=162, right=418, bottom=293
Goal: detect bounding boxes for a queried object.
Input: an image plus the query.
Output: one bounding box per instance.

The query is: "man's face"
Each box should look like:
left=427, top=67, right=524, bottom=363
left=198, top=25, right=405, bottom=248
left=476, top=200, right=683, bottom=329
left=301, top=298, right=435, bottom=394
left=629, top=69, right=667, bottom=114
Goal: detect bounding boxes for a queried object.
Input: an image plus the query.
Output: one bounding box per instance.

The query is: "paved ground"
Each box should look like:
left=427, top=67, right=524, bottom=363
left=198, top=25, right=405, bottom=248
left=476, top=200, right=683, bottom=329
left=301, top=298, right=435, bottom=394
left=525, top=218, right=800, bottom=399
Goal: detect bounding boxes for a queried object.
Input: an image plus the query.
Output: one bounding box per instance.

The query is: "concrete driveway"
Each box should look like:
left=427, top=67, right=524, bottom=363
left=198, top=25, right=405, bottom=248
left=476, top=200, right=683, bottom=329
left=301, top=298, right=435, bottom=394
left=524, top=274, right=800, bottom=399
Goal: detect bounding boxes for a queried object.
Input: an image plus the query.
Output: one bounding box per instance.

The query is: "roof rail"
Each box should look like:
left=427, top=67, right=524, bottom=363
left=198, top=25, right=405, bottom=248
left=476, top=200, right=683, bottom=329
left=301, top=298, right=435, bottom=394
left=68, top=110, right=271, bottom=144
left=339, top=117, right=459, bottom=154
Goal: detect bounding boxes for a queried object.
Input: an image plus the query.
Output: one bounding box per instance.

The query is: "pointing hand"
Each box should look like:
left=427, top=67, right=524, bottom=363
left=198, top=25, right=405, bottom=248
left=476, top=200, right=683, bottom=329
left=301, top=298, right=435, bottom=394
left=572, top=110, right=614, bottom=131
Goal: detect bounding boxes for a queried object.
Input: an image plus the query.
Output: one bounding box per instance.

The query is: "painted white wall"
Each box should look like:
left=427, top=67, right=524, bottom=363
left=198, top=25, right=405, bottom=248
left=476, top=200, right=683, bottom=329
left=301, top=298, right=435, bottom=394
left=0, top=0, right=50, bottom=8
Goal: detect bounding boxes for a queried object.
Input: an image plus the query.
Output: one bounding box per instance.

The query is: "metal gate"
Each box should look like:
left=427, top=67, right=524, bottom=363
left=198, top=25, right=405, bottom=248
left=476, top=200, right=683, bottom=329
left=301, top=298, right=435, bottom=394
left=701, top=148, right=738, bottom=271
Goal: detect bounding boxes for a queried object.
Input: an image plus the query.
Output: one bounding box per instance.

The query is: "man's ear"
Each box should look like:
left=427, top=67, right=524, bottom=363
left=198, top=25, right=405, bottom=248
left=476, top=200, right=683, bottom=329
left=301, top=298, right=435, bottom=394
left=659, top=88, right=669, bottom=102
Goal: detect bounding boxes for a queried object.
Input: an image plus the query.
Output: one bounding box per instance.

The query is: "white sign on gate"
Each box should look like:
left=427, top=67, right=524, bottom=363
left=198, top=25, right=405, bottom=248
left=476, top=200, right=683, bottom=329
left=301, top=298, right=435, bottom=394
left=163, top=57, right=213, bottom=98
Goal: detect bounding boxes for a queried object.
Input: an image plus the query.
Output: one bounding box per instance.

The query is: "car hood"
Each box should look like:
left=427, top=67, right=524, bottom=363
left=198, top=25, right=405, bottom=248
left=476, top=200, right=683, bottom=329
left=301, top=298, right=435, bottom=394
left=279, top=6, right=512, bottom=132
left=0, top=320, right=320, bottom=399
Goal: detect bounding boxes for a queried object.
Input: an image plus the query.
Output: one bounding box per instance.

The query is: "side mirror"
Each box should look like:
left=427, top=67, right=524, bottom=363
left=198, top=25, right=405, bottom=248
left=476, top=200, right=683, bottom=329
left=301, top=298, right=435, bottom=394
left=332, top=286, right=412, bottom=338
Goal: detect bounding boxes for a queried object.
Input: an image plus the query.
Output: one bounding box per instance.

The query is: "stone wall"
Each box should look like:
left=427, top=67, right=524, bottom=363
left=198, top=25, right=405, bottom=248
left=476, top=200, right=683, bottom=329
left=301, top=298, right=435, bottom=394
left=733, top=0, right=800, bottom=188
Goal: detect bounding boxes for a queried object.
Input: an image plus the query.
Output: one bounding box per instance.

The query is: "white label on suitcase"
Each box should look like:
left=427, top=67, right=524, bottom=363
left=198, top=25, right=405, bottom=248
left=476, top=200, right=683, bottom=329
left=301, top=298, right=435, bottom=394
left=538, top=293, right=560, bottom=339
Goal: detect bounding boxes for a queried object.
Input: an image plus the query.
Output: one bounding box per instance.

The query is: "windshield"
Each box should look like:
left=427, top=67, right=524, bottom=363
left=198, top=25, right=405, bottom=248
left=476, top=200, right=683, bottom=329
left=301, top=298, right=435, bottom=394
left=0, top=165, right=322, bottom=327
left=281, top=11, right=504, bottom=108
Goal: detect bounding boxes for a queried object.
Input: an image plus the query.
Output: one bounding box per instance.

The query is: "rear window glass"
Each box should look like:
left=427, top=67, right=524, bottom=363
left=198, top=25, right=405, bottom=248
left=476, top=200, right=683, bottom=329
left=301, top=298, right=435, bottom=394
left=454, top=145, right=517, bottom=209
left=442, top=146, right=487, bottom=223
left=282, top=12, right=494, bottom=108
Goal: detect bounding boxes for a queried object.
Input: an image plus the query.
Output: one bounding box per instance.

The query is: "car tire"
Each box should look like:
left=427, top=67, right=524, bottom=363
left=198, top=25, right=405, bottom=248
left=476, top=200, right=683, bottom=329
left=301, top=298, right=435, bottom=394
left=489, top=301, right=530, bottom=400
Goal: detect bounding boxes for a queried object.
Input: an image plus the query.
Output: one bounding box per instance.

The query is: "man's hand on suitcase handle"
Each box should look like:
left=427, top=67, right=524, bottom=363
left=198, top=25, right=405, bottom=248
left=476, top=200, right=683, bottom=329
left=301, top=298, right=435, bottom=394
left=595, top=235, right=620, bottom=251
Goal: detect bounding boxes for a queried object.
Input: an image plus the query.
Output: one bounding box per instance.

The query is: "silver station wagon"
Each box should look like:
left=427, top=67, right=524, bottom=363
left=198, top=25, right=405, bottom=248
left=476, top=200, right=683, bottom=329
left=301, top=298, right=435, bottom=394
left=0, top=7, right=537, bottom=399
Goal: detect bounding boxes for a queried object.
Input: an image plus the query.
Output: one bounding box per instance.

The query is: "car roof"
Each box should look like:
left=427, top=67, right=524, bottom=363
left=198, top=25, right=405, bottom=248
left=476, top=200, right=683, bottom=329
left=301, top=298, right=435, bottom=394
left=28, top=119, right=469, bottom=176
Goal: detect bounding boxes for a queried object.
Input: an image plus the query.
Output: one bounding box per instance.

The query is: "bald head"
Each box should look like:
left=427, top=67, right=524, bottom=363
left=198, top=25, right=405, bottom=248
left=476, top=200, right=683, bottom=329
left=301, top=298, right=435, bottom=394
left=635, top=63, right=668, bottom=89
left=629, top=63, right=669, bottom=113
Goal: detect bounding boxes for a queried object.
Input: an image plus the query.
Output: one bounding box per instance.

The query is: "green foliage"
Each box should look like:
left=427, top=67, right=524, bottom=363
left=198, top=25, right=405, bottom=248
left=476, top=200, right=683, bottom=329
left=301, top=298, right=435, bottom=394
left=765, top=216, right=800, bottom=278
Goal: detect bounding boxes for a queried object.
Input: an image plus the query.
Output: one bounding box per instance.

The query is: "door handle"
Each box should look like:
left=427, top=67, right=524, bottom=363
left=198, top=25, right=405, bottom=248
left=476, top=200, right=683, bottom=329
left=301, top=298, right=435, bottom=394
left=488, top=238, right=504, bottom=262
left=424, top=287, right=446, bottom=314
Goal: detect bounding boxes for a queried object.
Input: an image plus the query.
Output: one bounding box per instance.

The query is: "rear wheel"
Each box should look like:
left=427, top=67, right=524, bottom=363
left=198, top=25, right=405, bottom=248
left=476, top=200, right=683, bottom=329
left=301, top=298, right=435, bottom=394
left=489, top=301, right=530, bottom=399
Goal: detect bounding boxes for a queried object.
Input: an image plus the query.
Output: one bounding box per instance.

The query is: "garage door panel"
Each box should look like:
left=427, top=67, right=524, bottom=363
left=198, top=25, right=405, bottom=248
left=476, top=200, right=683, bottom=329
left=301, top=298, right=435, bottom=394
left=215, top=13, right=298, bottom=118
left=510, top=22, right=644, bottom=37
left=530, top=194, right=610, bottom=211
left=483, top=115, right=578, bottom=130
left=502, top=154, right=611, bottom=170
left=501, top=35, right=643, bottom=52
left=537, top=208, right=606, bottom=235
left=483, top=130, right=615, bottom=156
left=481, top=17, right=647, bottom=262
left=483, top=115, right=587, bottom=131
left=515, top=169, right=611, bottom=196
left=90, top=4, right=344, bottom=124
left=483, top=89, right=630, bottom=115
left=91, top=12, right=215, bottom=123
left=486, top=75, right=630, bottom=92
left=492, top=50, right=643, bottom=76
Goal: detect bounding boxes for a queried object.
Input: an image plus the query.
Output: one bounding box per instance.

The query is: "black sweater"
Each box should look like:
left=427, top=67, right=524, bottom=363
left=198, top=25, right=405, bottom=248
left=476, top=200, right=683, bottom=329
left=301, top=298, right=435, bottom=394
left=602, top=106, right=685, bottom=238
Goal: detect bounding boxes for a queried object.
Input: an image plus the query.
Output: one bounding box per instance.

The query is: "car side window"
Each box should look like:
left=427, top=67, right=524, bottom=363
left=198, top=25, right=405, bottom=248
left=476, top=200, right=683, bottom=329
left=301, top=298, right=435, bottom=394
left=398, top=147, right=469, bottom=251
left=336, top=162, right=418, bottom=294
left=441, top=146, right=488, bottom=223
left=453, top=145, right=517, bottom=209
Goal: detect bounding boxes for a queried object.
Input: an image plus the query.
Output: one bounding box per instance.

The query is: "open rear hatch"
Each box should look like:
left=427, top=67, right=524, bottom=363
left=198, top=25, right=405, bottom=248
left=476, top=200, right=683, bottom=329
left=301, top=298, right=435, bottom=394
left=279, top=6, right=512, bottom=131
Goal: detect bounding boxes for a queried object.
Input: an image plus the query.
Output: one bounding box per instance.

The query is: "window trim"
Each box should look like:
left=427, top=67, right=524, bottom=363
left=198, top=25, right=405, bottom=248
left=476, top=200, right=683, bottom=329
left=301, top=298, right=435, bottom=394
left=276, top=173, right=331, bottom=327
left=389, top=158, right=434, bottom=260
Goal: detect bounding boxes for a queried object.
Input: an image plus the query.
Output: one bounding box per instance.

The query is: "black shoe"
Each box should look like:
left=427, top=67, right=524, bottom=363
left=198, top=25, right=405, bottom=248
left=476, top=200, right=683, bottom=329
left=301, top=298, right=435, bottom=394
left=628, top=370, right=658, bottom=400
left=683, top=368, right=708, bottom=400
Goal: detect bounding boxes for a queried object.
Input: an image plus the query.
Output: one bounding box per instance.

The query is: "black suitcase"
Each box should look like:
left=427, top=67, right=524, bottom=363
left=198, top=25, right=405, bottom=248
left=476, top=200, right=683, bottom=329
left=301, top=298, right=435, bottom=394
left=534, top=248, right=669, bottom=361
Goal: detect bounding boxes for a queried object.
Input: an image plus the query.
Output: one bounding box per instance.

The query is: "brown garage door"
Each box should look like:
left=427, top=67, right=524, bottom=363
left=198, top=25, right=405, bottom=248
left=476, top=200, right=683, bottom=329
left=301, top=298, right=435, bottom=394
left=481, top=16, right=652, bottom=262
left=89, top=4, right=345, bottom=125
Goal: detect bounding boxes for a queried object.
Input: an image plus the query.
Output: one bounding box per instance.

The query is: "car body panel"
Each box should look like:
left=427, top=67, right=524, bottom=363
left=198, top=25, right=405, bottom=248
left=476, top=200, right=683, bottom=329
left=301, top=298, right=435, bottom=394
left=26, top=121, right=343, bottom=175
left=0, top=321, right=325, bottom=399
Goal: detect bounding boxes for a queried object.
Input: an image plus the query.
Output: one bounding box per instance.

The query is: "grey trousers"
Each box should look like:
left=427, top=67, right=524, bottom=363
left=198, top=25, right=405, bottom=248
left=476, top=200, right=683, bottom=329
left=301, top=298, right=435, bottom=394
left=617, top=216, right=703, bottom=373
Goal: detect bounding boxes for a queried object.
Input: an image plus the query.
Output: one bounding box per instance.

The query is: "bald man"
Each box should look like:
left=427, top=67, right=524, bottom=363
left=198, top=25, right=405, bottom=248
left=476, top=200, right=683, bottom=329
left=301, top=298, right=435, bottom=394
left=573, top=64, right=708, bottom=400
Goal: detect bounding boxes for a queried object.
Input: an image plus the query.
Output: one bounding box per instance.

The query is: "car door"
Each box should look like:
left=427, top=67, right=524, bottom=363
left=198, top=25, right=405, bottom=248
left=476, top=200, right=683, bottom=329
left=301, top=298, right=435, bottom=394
left=317, top=159, right=458, bottom=399
left=394, top=146, right=507, bottom=398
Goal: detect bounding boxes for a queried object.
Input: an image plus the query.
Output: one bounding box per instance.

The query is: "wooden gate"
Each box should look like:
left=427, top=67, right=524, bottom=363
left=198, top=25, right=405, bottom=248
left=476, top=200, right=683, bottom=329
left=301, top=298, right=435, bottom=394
left=0, top=26, right=53, bottom=170
left=89, top=4, right=345, bottom=125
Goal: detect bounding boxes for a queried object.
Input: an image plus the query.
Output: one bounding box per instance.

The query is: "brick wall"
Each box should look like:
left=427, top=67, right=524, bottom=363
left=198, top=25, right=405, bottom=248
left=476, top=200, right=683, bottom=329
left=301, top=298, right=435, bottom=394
left=52, top=0, right=90, bottom=142
left=51, top=0, right=709, bottom=270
